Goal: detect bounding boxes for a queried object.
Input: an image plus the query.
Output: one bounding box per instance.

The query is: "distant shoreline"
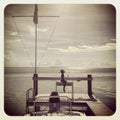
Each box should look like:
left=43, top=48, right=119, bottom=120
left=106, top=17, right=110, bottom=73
left=4, top=67, right=116, bottom=74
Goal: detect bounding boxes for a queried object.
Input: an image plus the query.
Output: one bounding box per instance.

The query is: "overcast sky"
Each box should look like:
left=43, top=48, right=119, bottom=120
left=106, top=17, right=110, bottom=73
left=4, top=4, right=116, bottom=68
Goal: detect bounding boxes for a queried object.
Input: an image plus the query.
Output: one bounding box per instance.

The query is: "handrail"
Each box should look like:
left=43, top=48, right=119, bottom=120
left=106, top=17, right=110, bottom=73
left=35, top=95, right=72, bottom=102
left=56, top=82, right=74, bottom=100
left=33, top=76, right=93, bottom=81
left=33, top=95, right=73, bottom=116
left=26, top=88, right=34, bottom=101
left=33, top=74, right=93, bottom=97
left=26, top=88, right=34, bottom=113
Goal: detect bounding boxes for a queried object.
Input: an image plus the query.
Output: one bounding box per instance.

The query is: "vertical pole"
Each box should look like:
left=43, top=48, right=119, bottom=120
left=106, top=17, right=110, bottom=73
left=33, top=73, right=38, bottom=97
left=72, top=83, right=74, bottom=101
left=33, top=4, right=39, bottom=112
left=35, top=24, right=37, bottom=74
left=88, top=74, right=92, bottom=97
left=56, top=82, right=57, bottom=91
left=33, top=23, right=38, bottom=97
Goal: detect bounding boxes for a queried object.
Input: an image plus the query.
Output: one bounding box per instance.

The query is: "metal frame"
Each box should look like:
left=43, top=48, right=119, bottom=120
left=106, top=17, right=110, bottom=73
left=32, top=74, right=93, bottom=98
left=56, top=82, right=74, bottom=100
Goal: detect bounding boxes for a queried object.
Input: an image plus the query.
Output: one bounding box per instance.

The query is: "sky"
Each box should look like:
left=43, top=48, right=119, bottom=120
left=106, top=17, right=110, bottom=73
left=4, top=4, right=116, bottom=68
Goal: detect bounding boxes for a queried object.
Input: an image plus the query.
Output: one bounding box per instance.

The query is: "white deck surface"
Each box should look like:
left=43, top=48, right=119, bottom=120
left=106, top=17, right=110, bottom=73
left=36, top=93, right=89, bottom=99
left=35, top=93, right=96, bottom=102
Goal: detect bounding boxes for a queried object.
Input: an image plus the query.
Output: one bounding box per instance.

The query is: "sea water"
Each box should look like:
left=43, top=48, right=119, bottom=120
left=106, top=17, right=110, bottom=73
left=4, top=71, right=116, bottom=116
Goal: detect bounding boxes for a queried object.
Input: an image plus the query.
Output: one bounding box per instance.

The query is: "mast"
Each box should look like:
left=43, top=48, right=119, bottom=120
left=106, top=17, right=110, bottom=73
left=33, top=4, right=38, bottom=96
left=33, top=4, right=38, bottom=74
left=35, top=23, right=37, bottom=74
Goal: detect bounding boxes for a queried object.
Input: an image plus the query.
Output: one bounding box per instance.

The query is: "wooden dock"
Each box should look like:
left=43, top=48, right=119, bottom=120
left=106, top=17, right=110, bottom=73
left=87, top=101, right=113, bottom=116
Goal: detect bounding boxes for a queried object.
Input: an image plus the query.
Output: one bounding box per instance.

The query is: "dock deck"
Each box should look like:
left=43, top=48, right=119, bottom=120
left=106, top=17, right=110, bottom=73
left=87, top=101, right=113, bottom=116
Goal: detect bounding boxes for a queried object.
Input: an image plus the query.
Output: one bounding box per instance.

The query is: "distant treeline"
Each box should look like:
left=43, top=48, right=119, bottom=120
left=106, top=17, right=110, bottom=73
left=4, top=67, right=116, bottom=74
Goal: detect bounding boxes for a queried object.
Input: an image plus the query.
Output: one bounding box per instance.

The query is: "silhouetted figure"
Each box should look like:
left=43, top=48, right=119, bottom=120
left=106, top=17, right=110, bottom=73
left=49, top=91, right=60, bottom=113
left=60, top=69, right=67, bottom=92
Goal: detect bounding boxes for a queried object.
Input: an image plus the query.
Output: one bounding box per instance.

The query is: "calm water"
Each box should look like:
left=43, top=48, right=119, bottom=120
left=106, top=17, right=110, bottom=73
left=4, top=72, right=116, bottom=116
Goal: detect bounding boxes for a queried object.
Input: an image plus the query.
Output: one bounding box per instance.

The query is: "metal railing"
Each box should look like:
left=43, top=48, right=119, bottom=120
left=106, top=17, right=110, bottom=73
left=26, top=92, right=73, bottom=116
left=26, top=88, right=34, bottom=113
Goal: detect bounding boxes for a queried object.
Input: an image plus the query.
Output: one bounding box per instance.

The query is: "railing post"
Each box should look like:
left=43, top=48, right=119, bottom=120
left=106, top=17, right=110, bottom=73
left=33, top=73, right=38, bottom=97
left=72, top=83, right=74, bottom=101
left=33, top=74, right=40, bottom=112
left=56, top=82, right=57, bottom=91
left=87, top=74, right=92, bottom=97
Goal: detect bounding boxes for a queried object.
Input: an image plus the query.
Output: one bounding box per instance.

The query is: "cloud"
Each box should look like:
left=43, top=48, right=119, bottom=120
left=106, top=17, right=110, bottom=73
left=6, top=31, right=22, bottom=37
left=110, top=38, right=116, bottom=42
left=7, top=39, right=21, bottom=43
left=5, top=51, right=17, bottom=67
left=27, top=25, right=49, bottom=34
left=49, top=46, right=80, bottom=52
left=102, top=61, right=116, bottom=67
left=10, top=32, right=18, bottom=36
left=80, top=43, right=116, bottom=52
left=39, top=28, right=48, bottom=32
left=48, top=42, right=116, bottom=53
